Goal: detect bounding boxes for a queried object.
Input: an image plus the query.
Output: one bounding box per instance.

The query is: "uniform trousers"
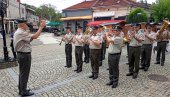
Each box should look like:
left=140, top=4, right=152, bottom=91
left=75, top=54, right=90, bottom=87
left=17, top=52, right=31, bottom=94
left=108, top=53, right=121, bottom=83
left=75, top=46, right=83, bottom=71
left=90, top=49, right=100, bottom=77
left=129, top=46, right=141, bottom=74
left=141, top=44, right=152, bottom=68
left=83, top=44, right=89, bottom=63
left=65, top=44, right=72, bottom=67
left=156, top=41, right=167, bottom=64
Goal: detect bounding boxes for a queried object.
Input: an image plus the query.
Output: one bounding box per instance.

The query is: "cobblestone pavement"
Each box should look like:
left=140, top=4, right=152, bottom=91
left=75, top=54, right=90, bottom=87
left=0, top=33, right=170, bottom=97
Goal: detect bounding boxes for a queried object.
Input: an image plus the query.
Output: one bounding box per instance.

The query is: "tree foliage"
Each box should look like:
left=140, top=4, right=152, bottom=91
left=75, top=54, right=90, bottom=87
left=35, top=5, right=62, bottom=22
left=151, top=0, right=170, bottom=22
left=127, top=7, right=148, bottom=23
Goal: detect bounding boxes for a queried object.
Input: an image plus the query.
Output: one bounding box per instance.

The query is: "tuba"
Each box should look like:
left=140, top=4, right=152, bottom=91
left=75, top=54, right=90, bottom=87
left=84, top=26, right=92, bottom=35
left=157, top=20, right=170, bottom=35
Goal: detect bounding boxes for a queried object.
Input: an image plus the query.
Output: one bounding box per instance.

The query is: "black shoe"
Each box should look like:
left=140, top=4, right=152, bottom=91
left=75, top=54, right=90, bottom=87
left=64, top=65, right=68, bottom=67
left=126, top=73, right=133, bottom=76
left=76, top=70, right=82, bottom=73
left=161, top=63, right=164, bottom=66
left=74, top=69, right=77, bottom=72
left=89, top=75, right=94, bottom=78
left=139, top=67, right=144, bottom=70
left=106, top=81, right=113, bottom=86
left=154, top=62, right=160, bottom=64
left=19, top=89, right=30, bottom=95
left=21, top=91, right=34, bottom=96
left=144, top=67, right=148, bottom=71
left=112, top=83, right=118, bottom=88
left=126, top=63, right=129, bottom=65
left=93, top=76, right=98, bottom=80
left=107, top=68, right=109, bottom=70
left=133, top=73, right=138, bottom=79
left=67, top=66, right=72, bottom=68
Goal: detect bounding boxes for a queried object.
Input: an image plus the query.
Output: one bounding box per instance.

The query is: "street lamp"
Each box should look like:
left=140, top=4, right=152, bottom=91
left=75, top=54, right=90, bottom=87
left=0, top=0, right=9, bottom=61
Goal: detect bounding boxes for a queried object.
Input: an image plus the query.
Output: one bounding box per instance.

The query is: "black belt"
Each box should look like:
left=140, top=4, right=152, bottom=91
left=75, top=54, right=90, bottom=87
left=109, top=53, right=121, bottom=55
left=76, top=46, right=83, bottom=47
left=158, top=41, right=168, bottom=43
left=17, top=52, right=31, bottom=54
left=143, top=44, right=152, bottom=45
left=129, top=46, right=141, bottom=48
left=66, top=44, right=72, bottom=45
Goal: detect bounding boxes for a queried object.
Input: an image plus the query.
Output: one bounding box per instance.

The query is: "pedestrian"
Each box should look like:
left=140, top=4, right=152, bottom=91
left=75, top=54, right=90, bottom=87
left=88, top=26, right=102, bottom=80
left=140, top=23, right=156, bottom=71
left=14, top=19, right=46, bottom=96
left=105, top=25, right=123, bottom=88
left=73, top=26, right=84, bottom=73
left=10, top=29, right=17, bottom=60
left=61, top=27, right=74, bottom=68
left=126, top=23, right=145, bottom=79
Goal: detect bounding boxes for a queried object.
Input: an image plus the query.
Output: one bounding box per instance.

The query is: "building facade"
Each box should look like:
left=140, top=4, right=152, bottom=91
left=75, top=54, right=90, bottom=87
left=26, top=8, right=39, bottom=30
left=61, top=0, right=96, bottom=33
left=61, top=0, right=148, bottom=33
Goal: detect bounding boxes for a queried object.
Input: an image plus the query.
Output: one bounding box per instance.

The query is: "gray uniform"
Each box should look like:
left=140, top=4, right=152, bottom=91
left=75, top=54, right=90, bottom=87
left=108, top=35, right=123, bottom=84
left=156, top=30, right=170, bottom=65
left=129, top=29, right=144, bottom=74
left=13, top=28, right=33, bottom=94
left=73, top=33, right=84, bottom=72
left=63, top=32, right=74, bottom=67
left=89, top=34, right=102, bottom=77
left=141, top=31, right=156, bottom=69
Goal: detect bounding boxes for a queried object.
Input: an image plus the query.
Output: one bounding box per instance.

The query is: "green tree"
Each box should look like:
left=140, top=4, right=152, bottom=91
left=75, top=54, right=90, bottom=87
left=35, top=4, right=62, bottom=22
left=151, top=0, right=170, bottom=22
left=127, top=7, right=148, bottom=23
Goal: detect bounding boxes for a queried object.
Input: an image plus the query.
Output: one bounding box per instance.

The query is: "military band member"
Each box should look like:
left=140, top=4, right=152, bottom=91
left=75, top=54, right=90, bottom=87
left=126, top=24, right=135, bottom=65
left=88, top=26, right=102, bottom=80
left=140, top=23, right=156, bottom=71
left=14, top=19, right=46, bottom=96
left=126, top=24, right=145, bottom=79
left=155, top=24, right=170, bottom=66
left=83, top=31, right=91, bottom=63
left=62, top=27, right=74, bottom=68
left=73, top=26, right=84, bottom=73
left=106, top=26, right=123, bottom=88
left=98, top=25, right=105, bottom=66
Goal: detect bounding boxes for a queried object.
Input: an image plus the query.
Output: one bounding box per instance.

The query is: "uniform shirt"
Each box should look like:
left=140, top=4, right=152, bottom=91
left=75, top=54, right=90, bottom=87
left=14, top=28, right=33, bottom=52
left=129, top=29, right=145, bottom=47
left=143, top=31, right=156, bottom=44
left=120, top=31, right=124, bottom=38
left=157, top=30, right=170, bottom=42
left=108, top=35, right=123, bottom=54
left=73, top=33, right=84, bottom=46
left=89, top=34, right=102, bottom=49
left=64, top=32, right=73, bottom=44
left=97, top=31, right=105, bottom=42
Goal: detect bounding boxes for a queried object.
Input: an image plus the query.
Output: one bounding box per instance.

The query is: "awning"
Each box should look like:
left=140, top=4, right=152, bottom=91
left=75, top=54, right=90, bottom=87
left=87, top=20, right=125, bottom=26
left=93, top=11, right=115, bottom=17
left=60, top=15, right=92, bottom=21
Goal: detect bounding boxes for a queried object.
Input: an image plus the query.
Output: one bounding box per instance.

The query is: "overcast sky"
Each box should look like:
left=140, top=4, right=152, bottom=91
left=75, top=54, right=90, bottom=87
left=21, top=0, right=156, bottom=12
